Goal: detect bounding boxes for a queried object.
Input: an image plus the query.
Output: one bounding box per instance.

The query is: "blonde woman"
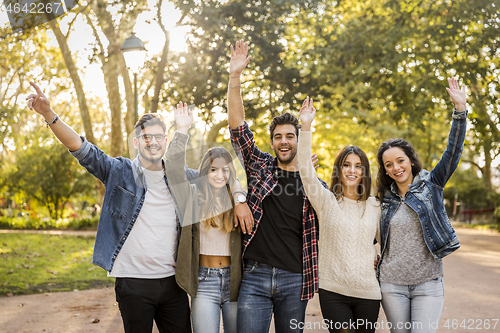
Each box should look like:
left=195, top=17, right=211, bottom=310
left=166, top=103, right=243, bottom=333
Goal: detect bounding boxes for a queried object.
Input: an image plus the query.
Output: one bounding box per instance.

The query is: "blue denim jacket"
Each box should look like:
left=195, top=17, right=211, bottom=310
left=70, top=137, right=197, bottom=272
left=377, top=110, right=467, bottom=278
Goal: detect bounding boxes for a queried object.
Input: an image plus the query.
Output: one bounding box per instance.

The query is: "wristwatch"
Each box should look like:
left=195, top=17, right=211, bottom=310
left=236, top=194, right=247, bottom=204
left=233, top=191, right=247, bottom=204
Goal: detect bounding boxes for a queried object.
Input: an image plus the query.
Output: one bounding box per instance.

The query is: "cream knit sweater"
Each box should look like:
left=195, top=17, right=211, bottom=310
left=298, top=130, right=382, bottom=300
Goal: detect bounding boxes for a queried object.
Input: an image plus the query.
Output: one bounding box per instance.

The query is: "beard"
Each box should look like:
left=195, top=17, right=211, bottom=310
left=273, top=145, right=297, bottom=165
left=138, top=143, right=165, bottom=164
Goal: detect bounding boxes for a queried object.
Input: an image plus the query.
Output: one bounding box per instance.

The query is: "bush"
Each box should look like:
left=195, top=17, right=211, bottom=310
left=0, top=216, right=99, bottom=230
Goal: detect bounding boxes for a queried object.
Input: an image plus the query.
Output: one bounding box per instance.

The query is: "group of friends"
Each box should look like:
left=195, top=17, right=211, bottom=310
left=26, top=40, right=468, bottom=333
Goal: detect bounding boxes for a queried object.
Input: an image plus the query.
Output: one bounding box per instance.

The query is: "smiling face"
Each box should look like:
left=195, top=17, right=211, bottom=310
left=382, top=147, right=414, bottom=188
left=270, top=124, right=298, bottom=166
left=133, top=124, right=167, bottom=168
left=340, top=153, right=363, bottom=189
left=208, top=157, right=231, bottom=189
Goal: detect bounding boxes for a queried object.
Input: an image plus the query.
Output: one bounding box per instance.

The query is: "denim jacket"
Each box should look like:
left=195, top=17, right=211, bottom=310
left=377, top=109, right=467, bottom=278
left=70, top=137, right=197, bottom=272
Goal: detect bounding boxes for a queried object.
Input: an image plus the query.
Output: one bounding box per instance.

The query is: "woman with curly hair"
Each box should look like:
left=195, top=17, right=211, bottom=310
left=375, top=78, right=468, bottom=333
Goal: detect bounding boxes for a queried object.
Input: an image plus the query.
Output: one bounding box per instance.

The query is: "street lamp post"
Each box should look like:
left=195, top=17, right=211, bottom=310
left=121, top=33, right=146, bottom=123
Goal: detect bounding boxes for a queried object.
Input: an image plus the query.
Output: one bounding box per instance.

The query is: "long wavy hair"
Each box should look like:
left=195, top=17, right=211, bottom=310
left=376, top=139, right=422, bottom=201
left=330, top=146, right=371, bottom=202
left=197, top=147, right=237, bottom=233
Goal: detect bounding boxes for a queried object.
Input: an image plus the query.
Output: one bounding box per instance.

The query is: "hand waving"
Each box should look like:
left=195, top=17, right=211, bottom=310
left=26, top=82, right=52, bottom=116
left=299, top=97, right=316, bottom=130
left=229, top=40, right=251, bottom=76
left=174, top=102, right=193, bottom=133
left=446, top=77, right=467, bottom=111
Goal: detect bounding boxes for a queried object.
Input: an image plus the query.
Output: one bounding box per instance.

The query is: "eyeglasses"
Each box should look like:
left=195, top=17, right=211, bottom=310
left=138, top=134, right=166, bottom=143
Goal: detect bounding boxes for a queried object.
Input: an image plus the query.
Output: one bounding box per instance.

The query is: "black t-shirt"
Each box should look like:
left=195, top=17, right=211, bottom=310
left=244, top=168, right=304, bottom=274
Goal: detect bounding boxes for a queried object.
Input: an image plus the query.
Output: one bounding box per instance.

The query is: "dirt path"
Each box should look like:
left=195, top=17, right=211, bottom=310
left=1, top=227, right=499, bottom=333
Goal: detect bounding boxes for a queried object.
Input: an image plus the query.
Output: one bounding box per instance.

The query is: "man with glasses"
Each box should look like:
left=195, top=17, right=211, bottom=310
left=26, top=82, right=252, bottom=333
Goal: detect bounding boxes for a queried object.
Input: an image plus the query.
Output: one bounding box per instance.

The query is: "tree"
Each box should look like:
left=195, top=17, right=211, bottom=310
left=3, top=142, right=95, bottom=219
left=0, top=27, right=71, bottom=162
left=156, top=0, right=322, bottom=137
left=285, top=0, right=499, bottom=194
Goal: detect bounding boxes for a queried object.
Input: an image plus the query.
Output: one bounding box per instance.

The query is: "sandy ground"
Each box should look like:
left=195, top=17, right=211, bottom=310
left=0, top=226, right=499, bottom=333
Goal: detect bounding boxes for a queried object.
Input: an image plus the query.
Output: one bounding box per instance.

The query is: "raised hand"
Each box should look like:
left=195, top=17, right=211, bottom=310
left=299, top=96, right=316, bottom=130
left=446, top=77, right=467, bottom=111
left=311, top=153, right=320, bottom=170
left=229, top=40, right=251, bottom=76
left=26, top=81, right=52, bottom=116
left=174, top=102, right=193, bottom=134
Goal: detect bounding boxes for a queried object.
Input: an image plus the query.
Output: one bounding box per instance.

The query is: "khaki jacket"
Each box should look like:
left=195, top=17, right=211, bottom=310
left=165, top=131, right=242, bottom=302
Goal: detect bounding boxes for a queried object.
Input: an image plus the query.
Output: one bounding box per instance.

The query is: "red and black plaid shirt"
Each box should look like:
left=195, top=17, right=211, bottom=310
left=230, top=122, right=326, bottom=301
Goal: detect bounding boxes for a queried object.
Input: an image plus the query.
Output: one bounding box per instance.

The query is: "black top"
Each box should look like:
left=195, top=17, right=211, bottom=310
left=244, top=168, right=304, bottom=274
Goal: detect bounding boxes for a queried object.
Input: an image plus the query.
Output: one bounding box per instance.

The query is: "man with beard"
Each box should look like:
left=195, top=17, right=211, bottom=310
left=26, top=81, right=253, bottom=333
left=227, top=40, right=327, bottom=333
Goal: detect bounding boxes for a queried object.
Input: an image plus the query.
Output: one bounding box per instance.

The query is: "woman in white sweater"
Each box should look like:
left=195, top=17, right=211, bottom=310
left=297, top=97, right=381, bottom=333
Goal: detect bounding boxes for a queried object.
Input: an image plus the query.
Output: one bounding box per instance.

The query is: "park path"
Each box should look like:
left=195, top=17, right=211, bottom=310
left=0, top=226, right=499, bottom=332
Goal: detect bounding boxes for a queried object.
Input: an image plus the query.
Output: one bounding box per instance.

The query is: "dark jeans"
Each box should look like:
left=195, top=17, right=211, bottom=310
left=237, top=260, right=308, bottom=333
left=115, top=276, right=191, bottom=333
left=319, top=289, right=380, bottom=333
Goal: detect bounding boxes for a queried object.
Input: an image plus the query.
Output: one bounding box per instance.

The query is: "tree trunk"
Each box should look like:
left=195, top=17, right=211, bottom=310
left=483, top=137, right=493, bottom=194
left=119, top=52, right=135, bottom=139
left=150, top=31, right=170, bottom=114
left=102, top=52, right=123, bottom=157
left=90, top=0, right=146, bottom=157
left=47, top=19, right=106, bottom=206
left=47, top=19, right=96, bottom=145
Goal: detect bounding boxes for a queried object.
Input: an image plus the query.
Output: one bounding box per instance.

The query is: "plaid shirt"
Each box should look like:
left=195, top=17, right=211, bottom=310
left=230, top=121, right=327, bottom=301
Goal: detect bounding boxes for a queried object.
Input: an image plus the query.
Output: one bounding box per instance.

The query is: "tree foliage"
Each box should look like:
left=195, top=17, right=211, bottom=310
left=1, top=0, right=500, bottom=217
left=3, top=142, right=95, bottom=219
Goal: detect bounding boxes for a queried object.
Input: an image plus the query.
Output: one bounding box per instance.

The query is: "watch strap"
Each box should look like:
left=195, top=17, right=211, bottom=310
left=44, top=114, right=59, bottom=128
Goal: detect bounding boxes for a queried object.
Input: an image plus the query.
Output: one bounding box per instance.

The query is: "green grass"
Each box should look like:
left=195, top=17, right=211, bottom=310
left=461, top=223, right=500, bottom=232
left=0, top=216, right=100, bottom=230
left=0, top=233, right=113, bottom=296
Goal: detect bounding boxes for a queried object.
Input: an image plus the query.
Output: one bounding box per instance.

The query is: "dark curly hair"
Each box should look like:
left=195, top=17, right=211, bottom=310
left=376, top=139, right=422, bottom=201
left=269, top=112, right=300, bottom=141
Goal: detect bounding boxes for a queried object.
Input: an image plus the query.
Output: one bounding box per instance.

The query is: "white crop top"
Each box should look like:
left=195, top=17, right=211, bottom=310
left=199, top=223, right=231, bottom=256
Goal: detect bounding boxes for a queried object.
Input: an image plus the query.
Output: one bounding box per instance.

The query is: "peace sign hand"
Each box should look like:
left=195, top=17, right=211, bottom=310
left=26, top=81, right=52, bottom=116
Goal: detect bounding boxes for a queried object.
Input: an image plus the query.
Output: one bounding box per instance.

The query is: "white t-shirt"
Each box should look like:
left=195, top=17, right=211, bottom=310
left=109, top=168, right=178, bottom=278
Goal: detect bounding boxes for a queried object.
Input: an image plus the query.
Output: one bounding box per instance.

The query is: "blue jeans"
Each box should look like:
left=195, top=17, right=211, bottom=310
left=237, top=260, right=308, bottom=333
left=380, top=277, right=445, bottom=333
left=191, top=266, right=237, bottom=333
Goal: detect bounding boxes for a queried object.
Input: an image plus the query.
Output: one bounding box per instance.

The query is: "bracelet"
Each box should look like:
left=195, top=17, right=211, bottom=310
left=229, top=82, right=241, bottom=89
left=229, top=75, right=240, bottom=78
left=44, top=114, right=59, bottom=128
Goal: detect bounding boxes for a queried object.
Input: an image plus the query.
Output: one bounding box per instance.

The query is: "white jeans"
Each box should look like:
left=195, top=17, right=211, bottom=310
left=380, top=277, right=444, bottom=333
